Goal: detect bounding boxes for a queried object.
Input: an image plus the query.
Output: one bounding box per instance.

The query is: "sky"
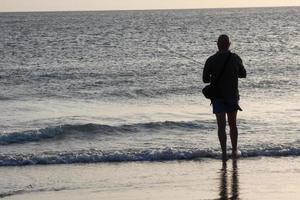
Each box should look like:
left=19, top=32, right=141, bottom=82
left=0, top=0, right=300, bottom=12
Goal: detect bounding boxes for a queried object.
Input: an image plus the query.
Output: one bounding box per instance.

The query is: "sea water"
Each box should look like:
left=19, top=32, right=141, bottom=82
left=0, top=7, right=299, bottom=167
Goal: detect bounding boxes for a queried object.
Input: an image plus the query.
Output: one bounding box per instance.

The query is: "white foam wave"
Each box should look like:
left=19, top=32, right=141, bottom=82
left=1, top=146, right=300, bottom=166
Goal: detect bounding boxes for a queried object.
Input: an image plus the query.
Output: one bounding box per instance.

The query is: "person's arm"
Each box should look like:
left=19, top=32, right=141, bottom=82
left=236, top=55, right=246, bottom=78
left=202, top=59, right=211, bottom=83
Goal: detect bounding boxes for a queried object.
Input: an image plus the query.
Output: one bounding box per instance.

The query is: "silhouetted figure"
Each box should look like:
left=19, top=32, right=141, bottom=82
left=203, top=35, right=246, bottom=161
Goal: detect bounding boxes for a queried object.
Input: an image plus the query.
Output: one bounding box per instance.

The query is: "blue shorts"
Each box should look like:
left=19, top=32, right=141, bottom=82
left=212, top=98, right=242, bottom=114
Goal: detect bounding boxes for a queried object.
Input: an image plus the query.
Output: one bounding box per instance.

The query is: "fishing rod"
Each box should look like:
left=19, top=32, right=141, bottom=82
left=156, top=39, right=204, bottom=65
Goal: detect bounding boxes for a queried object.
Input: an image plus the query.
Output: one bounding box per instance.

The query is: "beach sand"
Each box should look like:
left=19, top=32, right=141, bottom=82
left=1, top=157, right=300, bottom=200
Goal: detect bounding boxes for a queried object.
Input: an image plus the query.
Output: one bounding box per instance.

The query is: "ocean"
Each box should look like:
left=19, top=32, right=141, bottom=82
left=0, top=7, right=299, bottom=199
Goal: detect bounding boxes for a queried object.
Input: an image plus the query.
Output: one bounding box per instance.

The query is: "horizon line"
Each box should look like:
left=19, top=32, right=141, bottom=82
left=0, top=5, right=299, bottom=14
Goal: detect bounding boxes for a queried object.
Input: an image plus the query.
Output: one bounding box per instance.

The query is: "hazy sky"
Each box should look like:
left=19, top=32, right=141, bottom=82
left=1, top=0, right=300, bottom=12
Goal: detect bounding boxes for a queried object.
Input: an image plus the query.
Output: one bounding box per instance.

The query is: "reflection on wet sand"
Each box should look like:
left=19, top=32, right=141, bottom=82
left=219, top=159, right=239, bottom=200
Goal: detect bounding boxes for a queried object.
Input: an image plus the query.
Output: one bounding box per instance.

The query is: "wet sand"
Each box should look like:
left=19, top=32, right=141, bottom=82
left=1, top=157, right=300, bottom=200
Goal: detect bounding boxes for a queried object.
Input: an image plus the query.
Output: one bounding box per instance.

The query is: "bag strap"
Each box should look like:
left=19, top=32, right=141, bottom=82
left=213, top=52, right=231, bottom=86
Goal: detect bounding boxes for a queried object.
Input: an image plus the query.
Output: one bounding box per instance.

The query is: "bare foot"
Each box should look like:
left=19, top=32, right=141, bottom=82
left=231, top=150, right=240, bottom=159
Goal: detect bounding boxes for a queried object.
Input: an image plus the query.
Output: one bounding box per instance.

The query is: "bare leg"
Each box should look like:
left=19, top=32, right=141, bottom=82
left=227, top=111, right=238, bottom=157
left=216, top=113, right=227, bottom=161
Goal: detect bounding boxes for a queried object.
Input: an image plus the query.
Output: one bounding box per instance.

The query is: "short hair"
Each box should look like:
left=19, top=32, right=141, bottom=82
left=217, top=34, right=230, bottom=50
left=217, top=34, right=230, bottom=44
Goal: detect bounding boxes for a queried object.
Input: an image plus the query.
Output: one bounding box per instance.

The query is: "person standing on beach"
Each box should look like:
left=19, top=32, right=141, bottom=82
left=202, top=34, right=247, bottom=161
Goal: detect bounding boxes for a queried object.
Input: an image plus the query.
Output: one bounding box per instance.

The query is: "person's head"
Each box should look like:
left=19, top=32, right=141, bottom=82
left=217, top=34, right=231, bottom=51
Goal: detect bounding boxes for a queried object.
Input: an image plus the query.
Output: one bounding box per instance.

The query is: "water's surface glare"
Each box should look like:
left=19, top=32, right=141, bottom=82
left=0, top=7, right=299, bottom=166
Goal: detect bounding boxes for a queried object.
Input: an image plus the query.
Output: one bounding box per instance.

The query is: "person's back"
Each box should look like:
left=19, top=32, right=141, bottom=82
left=202, top=34, right=246, bottom=161
left=203, top=51, right=246, bottom=99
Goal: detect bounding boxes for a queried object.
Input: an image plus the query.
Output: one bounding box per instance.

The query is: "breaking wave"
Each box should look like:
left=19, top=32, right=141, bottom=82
left=1, top=146, right=300, bottom=166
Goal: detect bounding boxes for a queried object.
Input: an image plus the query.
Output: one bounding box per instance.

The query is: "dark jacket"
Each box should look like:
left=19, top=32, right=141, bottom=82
left=203, top=51, right=246, bottom=99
